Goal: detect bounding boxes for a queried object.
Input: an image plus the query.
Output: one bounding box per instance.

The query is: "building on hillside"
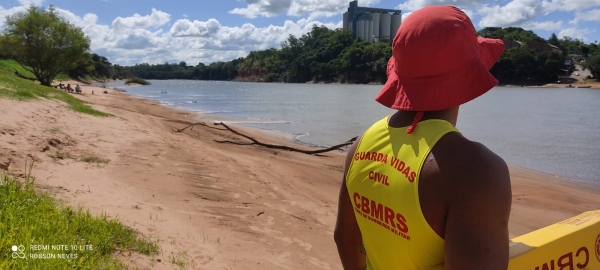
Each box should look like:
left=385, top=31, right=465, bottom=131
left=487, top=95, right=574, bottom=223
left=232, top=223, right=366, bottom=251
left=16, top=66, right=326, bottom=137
left=529, top=41, right=563, bottom=54
left=342, top=1, right=402, bottom=43
left=499, top=39, right=563, bottom=55
left=501, top=38, right=521, bottom=50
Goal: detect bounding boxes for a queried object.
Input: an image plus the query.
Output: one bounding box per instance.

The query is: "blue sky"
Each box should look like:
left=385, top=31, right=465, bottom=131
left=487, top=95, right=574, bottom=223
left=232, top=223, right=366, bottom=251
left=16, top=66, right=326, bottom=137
left=1, top=0, right=599, bottom=66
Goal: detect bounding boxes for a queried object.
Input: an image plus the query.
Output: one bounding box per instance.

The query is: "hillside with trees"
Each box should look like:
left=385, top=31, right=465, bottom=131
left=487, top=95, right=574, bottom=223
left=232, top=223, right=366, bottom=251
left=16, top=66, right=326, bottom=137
left=125, top=25, right=599, bottom=86
left=126, top=26, right=392, bottom=84
left=478, top=27, right=600, bottom=85
left=0, top=6, right=132, bottom=84
left=0, top=6, right=90, bottom=86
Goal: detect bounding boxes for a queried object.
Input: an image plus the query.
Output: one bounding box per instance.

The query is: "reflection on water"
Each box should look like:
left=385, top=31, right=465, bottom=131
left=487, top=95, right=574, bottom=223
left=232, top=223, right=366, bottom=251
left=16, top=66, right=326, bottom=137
left=101, top=80, right=600, bottom=185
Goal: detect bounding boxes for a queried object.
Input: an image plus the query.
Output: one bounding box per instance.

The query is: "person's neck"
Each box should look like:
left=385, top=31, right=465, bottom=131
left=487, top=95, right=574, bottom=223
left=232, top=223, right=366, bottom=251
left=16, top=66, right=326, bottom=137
left=388, top=107, right=459, bottom=128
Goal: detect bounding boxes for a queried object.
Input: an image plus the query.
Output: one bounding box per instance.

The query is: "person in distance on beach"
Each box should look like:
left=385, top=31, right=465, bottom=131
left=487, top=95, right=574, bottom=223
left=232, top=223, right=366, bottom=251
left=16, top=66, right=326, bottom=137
left=334, top=6, right=512, bottom=270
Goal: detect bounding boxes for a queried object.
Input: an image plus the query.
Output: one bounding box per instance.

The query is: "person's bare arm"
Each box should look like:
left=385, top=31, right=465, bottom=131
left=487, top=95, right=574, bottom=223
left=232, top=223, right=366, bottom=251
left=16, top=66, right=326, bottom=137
left=334, top=140, right=367, bottom=270
left=443, top=143, right=512, bottom=270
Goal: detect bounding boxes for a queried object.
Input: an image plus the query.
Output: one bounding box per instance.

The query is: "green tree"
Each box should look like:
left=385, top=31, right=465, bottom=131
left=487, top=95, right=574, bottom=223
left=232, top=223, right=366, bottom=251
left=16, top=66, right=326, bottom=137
left=1, top=5, right=90, bottom=86
left=585, top=54, right=600, bottom=79
left=67, top=52, right=95, bottom=79
left=548, top=33, right=560, bottom=47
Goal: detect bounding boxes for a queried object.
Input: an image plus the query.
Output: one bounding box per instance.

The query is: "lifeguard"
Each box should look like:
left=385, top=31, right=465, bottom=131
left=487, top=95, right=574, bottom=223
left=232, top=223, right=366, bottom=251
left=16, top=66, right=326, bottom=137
left=335, top=5, right=511, bottom=270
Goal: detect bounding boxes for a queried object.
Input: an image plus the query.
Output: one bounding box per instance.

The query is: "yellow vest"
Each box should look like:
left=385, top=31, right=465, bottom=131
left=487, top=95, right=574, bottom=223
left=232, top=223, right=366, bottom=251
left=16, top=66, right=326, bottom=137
left=346, top=116, right=459, bottom=269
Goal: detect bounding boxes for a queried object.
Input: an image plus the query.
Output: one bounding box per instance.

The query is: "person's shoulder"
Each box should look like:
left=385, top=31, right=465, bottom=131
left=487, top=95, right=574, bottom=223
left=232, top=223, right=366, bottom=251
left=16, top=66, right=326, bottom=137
left=434, top=132, right=510, bottom=192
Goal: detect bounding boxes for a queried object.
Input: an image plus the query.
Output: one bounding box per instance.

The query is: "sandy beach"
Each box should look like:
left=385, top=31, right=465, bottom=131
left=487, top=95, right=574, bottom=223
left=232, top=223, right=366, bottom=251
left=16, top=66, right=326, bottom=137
left=1, top=81, right=600, bottom=269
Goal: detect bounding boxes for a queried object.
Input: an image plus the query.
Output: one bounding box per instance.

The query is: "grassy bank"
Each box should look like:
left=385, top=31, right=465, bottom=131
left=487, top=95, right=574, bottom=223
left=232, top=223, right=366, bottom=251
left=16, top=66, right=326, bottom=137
left=0, top=59, right=70, bottom=81
left=0, top=167, right=159, bottom=269
left=0, top=61, right=110, bottom=117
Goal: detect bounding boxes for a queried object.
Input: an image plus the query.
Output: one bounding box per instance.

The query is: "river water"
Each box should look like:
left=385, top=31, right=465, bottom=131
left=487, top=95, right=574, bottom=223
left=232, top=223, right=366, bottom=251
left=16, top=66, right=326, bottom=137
left=99, top=80, right=600, bottom=185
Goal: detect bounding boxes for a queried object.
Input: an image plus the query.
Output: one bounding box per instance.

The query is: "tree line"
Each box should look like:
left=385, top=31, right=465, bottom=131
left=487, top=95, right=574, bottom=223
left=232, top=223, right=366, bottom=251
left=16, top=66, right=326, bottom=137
left=1, top=6, right=599, bottom=86
left=478, top=27, right=600, bottom=84
left=127, top=26, right=391, bottom=84
left=126, top=26, right=600, bottom=86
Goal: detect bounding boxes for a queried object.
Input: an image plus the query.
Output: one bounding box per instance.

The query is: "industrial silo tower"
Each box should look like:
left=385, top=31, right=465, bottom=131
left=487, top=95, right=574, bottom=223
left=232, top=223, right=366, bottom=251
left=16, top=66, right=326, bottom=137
left=342, top=0, right=402, bottom=43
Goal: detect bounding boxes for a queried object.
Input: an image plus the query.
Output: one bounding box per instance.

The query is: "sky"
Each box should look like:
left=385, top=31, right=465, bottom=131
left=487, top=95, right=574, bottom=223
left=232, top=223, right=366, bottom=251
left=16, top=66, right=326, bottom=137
left=1, top=0, right=599, bottom=66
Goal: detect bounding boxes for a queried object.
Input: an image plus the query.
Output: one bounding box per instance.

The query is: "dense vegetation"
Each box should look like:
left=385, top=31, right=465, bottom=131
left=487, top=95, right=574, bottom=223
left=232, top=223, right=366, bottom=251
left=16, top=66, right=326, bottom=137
left=479, top=27, right=600, bottom=85
left=127, top=26, right=392, bottom=84
left=125, top=77, right=150, bottom=85
left=0, top=6, right=131, bottom=84
left=0, top=6, right=90, bottom=86
left=125, top=26, right=599, bottom=85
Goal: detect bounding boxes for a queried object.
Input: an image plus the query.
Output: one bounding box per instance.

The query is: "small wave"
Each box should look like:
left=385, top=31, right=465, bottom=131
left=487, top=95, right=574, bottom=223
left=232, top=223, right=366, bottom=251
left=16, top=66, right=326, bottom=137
left=294, top=132, right=310, bottom=140
left=193, top=110, right=232, bottom=114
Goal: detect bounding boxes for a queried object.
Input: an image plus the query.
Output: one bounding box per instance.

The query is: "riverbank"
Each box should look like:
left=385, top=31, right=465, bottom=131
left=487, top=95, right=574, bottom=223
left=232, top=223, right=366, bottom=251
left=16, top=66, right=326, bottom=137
left=541, top=80, right=600, bottom=89
left=1, top=80, right=600, bottom=268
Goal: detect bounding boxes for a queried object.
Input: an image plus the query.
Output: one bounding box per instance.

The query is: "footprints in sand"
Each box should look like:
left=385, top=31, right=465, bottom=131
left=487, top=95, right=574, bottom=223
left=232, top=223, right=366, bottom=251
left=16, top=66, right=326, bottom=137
left=263, top=216, right=275, bottom=226
left=268, top=252, right=292, bottom=269
left=250, top=215, right=314, bottom=257
left=267, top=251, right=329, bottom=269
left=308, top=257, right=331, bottom=269
left=244, top=191, right=259, bottom=199
left=293, top=238, right=313, bottom=251
left=270, top=237, right=312, bottom=251
left=248, top=225, right=282, bottom=235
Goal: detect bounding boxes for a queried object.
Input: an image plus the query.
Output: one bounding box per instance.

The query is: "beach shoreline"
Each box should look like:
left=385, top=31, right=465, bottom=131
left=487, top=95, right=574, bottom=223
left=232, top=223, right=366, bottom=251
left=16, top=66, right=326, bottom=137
left=1, top=81, right=600, bottom=269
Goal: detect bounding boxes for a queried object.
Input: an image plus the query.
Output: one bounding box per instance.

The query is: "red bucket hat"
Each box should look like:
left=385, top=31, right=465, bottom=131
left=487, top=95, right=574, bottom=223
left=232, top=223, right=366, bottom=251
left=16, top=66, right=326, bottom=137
left=375, top=6, right=504, bottom=132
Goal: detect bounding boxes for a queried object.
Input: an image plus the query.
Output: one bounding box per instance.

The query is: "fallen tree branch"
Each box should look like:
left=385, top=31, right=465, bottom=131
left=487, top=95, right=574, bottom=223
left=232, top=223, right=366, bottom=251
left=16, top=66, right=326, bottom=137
left=214, top=122, right=357, bottom=155
left=214, top=140, right=254, bottom=145
left=173, top=121, right=226, bottom=133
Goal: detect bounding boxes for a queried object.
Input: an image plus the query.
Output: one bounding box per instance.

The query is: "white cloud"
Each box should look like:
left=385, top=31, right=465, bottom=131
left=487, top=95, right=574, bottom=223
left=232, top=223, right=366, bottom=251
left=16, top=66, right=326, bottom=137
left=401, top=11, right=413, bottom=21
left=478, top=0, right=543, bottom=27
left=2, top=2, right=342, bottom=65
left=461, top=8, right=475, bottom=19
left=542, top=0, right=600, bottom=13
left=522, top=20, right=563, bottom=30
left=558, top=28, right=595, bottom=41
left=111, top=8, right=170, bottom=31
left=170, top=19, right=221, bottom=37
left=397, top=0, right=485, bottom=11
left=18, top=0, right=43, bottom=6
left=0, top=5, right=28, bottom=29
left=574, top=8, right=600, bottom=23
left=230, top=0, right=293, bottom=18
left=230, top=0, right=380, bottom=19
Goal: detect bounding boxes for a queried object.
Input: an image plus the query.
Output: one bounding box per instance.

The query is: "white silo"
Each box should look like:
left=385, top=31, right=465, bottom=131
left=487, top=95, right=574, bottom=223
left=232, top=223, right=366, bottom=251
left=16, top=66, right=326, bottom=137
left=391, top=13, right=402, bottom=40
left=367, top=19, right=373, bottom=42
left=363, top=19, right=369, bottom=41
left=371, top=13, right=381, bottom=42
left=380, top=13, right=391, bottom=41
left=358, top=20, right=365, bottom=41
left=343, top=12, right=349, bottom=30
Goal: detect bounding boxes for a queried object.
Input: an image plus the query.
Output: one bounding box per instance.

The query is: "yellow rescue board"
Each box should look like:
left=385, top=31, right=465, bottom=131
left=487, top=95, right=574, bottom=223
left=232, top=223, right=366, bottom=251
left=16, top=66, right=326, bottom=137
left=429, top=210, right=600, bottom=270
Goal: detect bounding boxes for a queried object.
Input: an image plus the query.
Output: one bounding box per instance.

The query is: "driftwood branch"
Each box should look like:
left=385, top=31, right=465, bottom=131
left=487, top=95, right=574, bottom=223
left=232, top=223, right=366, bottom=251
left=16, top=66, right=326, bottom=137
left=214, top=140, right=254, bottom=145
left=173, top=121, right=225, bottom=133
left=214, top=122, right=357, bottom=155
